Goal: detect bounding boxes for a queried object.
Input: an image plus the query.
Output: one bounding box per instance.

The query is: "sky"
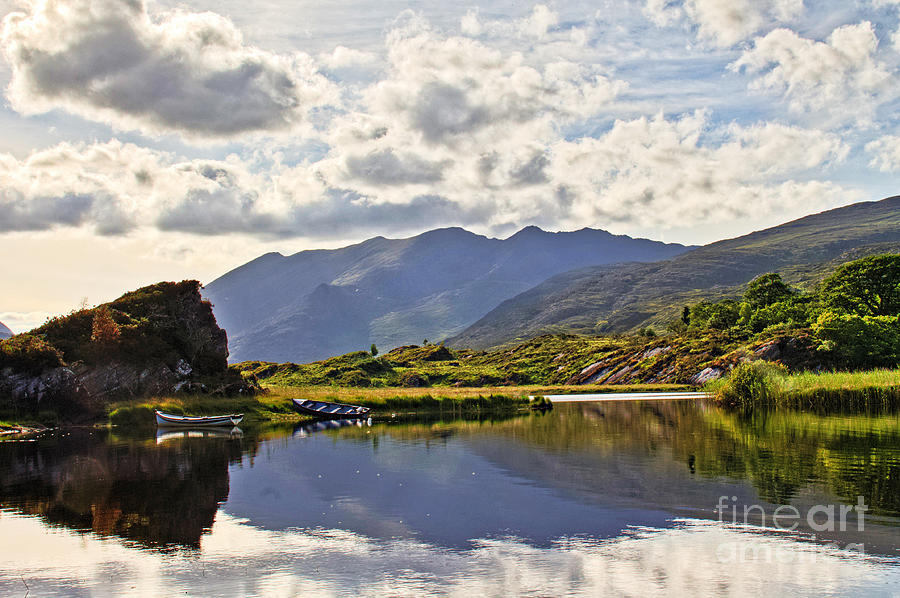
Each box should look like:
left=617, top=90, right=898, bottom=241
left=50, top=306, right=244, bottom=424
left=1, top=0, right=899, bottom=331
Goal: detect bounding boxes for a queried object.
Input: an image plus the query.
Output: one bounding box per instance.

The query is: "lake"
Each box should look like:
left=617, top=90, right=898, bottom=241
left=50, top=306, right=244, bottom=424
left=1, top=399, right=898, bottom=596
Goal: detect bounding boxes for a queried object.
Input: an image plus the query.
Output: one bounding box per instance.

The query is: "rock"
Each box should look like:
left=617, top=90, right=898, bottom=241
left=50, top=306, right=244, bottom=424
left=605, top=366, right=634, bottom=384
left=175, top=359, right=193, bottom=378
left=691, top=367, right=724, bottom=385
left=0, top=366, right=81, bottom=405
left=642, top=345, right=671, bottom=360
left=753, top=340, right=781, bottom=361
left=0, top=280, right=255, bottom=415
left=579, top=361, right=605, bottom=376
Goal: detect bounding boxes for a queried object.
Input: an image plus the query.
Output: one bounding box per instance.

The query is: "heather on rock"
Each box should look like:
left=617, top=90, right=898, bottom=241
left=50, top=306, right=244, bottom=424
left=0, top=281, right=254, bottom=415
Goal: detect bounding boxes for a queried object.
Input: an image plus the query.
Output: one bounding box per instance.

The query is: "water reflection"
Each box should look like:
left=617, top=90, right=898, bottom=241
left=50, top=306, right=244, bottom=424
left=1, top=511, right=897, bottom=597
left=0, top=429, right=249, bottom=549
left=0, top=400, right=898, bottom=596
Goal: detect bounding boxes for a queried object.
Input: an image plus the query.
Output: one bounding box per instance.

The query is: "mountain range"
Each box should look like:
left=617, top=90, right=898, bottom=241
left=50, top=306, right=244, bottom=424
left=206, top=196, right=900, bottom=363
left=0, top=322, right=11, bottom=340
left=203, top=227, right=691, bottom=362
left=450, top=196, right=900, bottom=348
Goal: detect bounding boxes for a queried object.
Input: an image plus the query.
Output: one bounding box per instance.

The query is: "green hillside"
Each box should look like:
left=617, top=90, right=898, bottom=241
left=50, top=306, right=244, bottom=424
left=449, top=196, right=900, bottom=349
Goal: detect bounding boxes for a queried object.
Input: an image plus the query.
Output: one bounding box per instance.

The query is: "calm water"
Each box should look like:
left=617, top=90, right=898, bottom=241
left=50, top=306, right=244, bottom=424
left=1, top=399, right=899, bottom=596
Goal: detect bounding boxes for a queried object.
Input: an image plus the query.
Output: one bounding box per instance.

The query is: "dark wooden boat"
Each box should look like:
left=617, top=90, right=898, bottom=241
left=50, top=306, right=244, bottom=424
left=291, top=398, right=371, bottom=419
left=155, top=411, right=243, bottom=427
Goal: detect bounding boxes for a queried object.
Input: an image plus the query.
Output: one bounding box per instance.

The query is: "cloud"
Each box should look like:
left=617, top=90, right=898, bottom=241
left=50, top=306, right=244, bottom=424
left=0, top=8, right=869, bottom=243
left=865, top=135, right=900, bottom=171
left=0, top=311, right=57, bottom=333
left=730, top=23, right=892, bottom=120
left=546, top=112, right=853, bottom=229
left=644, top=0, right=803, bottom=47
left=1, top=0, right=337, bottom=138
left=344, top=149, right=446, bottom=185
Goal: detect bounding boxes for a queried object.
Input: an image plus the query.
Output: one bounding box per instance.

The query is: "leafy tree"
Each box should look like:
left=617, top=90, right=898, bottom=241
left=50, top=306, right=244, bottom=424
left=744, top=273, right=794, bottom=309
left=737, top=302, right=753, bottom=328
left=813, top=311, right=900, bottom=368
left=821, top=254, right=900, bottom=317
left=690, top=300, right=741, bottom=330
left=370, top=343, right=378, bottom=357
left=748, top=297, right=821, bottom=333
left=90, top=307, right=121, bottom=346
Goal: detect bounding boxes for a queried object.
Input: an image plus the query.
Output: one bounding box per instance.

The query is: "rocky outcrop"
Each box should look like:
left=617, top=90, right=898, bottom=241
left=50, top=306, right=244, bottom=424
left=565, top=332, right=825, bottom=386
left=0, top=281, right=256, bottom=415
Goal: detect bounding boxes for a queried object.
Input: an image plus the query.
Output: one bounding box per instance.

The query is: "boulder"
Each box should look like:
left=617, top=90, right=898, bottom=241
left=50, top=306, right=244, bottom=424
left=0, top=280, right=254, bottom=415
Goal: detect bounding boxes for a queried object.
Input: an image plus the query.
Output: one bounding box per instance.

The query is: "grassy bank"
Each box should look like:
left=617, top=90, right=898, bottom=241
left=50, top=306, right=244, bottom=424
left=708, top=364, right=900, bottom=409
left=107, top=393, right=303, bottom=428
left=103, top=382, right=693, bottom=427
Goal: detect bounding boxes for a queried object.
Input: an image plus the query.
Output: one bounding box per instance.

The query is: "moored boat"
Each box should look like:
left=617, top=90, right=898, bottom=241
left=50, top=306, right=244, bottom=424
left=291, top=398, right=371, bottom=419
left=155, top=411, right=243, bottom=427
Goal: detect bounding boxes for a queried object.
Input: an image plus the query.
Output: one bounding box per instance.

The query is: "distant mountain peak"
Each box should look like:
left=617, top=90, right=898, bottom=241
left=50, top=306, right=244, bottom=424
left=203, top=225, right=690, bottom=363
left=449, top=196, right=900, bottom=349
left=0, top=321, right=11, bottom=339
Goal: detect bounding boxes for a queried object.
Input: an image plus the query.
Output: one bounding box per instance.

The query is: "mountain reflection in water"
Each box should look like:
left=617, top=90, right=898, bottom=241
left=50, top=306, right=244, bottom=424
left=0, top=400, right=898, bottom=596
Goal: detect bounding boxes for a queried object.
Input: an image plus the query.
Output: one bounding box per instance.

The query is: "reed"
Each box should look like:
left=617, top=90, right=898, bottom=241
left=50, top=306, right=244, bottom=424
left=708, top=364, right=900, bottom=409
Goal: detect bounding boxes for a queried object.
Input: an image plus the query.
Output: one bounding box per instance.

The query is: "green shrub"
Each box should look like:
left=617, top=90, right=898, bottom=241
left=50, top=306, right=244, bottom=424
left=712, top=361, right=786, bottom=407
left=400, top=371, right=429, bottom=387
left=0, top=334, right=64, bottom=373
left=338, top=369, right=372, bottom=387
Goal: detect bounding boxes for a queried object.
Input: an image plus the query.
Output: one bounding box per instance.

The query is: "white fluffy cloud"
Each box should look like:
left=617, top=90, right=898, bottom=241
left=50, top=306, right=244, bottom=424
left=0, top=140, right=495, bottom=238
left=865, top=135, right=900, bottom=171
left=0, top=3, right=877, bottom=244
left=312, top=12, right=625, bottom=211
left=1, top=0, right=337, bottom=138
left=644, top=0, right=803, bottom=47
left=731, top=22, right=892, bottom=120
left=547, top=113, right=851, bottom=229
left=0, top=109, right=853, bottom=239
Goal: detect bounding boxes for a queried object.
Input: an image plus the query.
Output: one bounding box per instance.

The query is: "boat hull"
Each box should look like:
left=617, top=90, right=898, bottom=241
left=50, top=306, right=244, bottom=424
left=155, top=411, right=243, bottom=427
left=291, top=398, right=371, bottom=420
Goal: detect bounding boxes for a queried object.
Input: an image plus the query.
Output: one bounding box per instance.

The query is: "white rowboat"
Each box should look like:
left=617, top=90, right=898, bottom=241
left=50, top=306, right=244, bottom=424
left=155, top=411, right=243, bottom=427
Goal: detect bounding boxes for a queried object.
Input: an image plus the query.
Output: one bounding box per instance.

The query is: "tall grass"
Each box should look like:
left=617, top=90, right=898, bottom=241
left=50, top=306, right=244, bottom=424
left=105, top=385, right=550, bottom=427
left=265, top=385, right=530, bottom=413
left=708, top=364, right=900, bottom=409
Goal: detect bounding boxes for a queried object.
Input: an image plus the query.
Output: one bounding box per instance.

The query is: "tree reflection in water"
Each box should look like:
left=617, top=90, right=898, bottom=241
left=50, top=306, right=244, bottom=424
left=0, top=429, right=252, bottom=549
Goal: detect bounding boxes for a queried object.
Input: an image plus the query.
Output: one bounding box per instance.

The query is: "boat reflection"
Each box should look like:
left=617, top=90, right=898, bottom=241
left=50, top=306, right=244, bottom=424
left=156, top=427, right=244, bottom=444
left=292, top=417, right=371, bottom=438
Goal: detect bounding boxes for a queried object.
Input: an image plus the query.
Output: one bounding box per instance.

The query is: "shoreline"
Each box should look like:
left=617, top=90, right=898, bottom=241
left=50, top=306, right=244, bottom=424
left=3, top=373, right=898, bottom=429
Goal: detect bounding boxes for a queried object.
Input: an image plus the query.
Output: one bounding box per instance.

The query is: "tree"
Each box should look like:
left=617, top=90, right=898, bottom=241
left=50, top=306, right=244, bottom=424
left=370, top=343, right=378, bottom=357
left=821, top=254, right=900, bottom=317
left=681, top=306, right=691, bottom=325
left=743, top=273, right=793, bottom=309
left=690, top=300, right=741, bottom=330
left=813, top=311, right=900, bottom=368
left=90, top=307, right=120, bottom=345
